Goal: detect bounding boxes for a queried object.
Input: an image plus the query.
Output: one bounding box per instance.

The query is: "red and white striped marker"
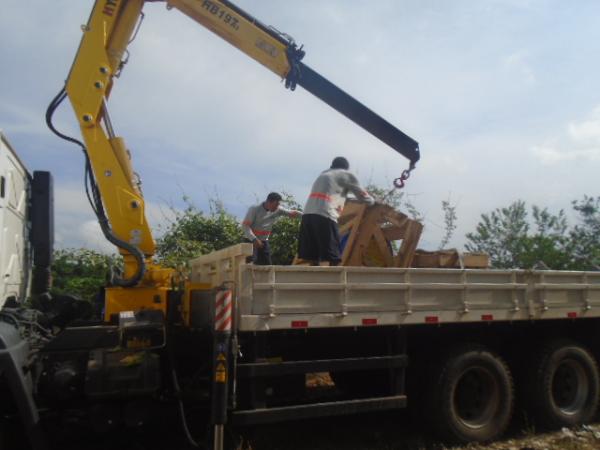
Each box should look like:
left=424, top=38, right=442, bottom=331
left=215, top=290, right=233, bottom=332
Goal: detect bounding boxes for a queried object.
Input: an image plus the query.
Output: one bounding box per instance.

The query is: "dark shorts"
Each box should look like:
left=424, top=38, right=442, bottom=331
left=252, top=240, right=272, bottom=265
left=298, top=214, right=341, bottom=264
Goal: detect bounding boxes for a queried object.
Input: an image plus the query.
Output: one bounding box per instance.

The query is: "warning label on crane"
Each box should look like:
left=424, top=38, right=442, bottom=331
left=215, top=362, right=227, bottom=383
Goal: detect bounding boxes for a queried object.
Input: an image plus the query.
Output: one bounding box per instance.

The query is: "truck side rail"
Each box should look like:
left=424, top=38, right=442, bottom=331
left=233, top=265, right=600, bottom=331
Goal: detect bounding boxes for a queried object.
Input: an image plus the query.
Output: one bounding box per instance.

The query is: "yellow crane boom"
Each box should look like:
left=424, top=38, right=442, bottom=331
left=47, top=0, right=419, bottom=317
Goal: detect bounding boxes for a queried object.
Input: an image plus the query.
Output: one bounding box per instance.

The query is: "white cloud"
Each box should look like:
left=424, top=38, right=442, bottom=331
left=568, top=106, right=600, bottom=143
left=0, top=102, right=49, bottom=136
left=53, top=184, right=180, bottom=254
left=503, top=50, right=536, bottom=84
left=77, top=220, right=115, bottom=254
left=531, top=145, right=600, bottom=165
left=531, top=106, right=600, bottom=165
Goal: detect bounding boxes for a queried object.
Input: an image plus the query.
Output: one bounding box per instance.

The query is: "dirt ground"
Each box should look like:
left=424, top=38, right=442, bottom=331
left=450, top=425, right=600, bottom=450
left=235, top=413, right=600, bottom=450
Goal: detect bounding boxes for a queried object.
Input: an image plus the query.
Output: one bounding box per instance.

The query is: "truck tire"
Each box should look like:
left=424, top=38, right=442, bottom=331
left=427, top=344, right=513, bottom=444
left=525, top=340, right=600, bottom=429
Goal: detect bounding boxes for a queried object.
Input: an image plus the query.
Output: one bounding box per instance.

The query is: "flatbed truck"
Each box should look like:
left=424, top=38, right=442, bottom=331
left=3, top=1, right=600, bottom=449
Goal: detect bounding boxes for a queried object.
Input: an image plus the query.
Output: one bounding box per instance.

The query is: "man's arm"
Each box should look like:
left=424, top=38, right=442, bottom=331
left=242, top=207, right=259, bottom=241
left=341, top=173, right=375, bottom=205
left=277, top=207, right=302, bottom=218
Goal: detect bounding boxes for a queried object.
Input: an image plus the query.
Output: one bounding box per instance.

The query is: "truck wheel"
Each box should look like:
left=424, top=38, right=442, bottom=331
left=428, top=344, right=513, bottom=444
left=526, top=340, right=599, bottom=429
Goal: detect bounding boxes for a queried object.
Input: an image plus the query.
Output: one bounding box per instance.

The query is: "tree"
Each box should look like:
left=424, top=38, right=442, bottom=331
left=569, top=196, right=600, bottom=269
left=465, top=200, right=529, bottom=268
left=51, top=248, right=119, bottom=301
left=517, top=206, right=570, bottom=269
left=155, top=197, right=243, bottom=268
left=465, top=201, right=571, bottom=269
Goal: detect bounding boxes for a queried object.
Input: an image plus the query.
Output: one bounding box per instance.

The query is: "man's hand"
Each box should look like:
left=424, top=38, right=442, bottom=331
left=253, top=239, right=264, bottom=249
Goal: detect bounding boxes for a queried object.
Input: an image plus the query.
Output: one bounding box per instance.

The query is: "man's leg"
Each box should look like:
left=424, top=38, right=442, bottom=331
left=261, top=241, right=273, bottom=265
left=298, top=215, right=319, bottom=264
left=315, top=215, right=341, bottom=265
left=255, top=240, right=272, bottom=265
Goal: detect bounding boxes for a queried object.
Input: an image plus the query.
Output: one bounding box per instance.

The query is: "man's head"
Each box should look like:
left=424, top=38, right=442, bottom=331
left=330, top=156, right=350, bottom=170
left=265, top=192, right=283, bottom=211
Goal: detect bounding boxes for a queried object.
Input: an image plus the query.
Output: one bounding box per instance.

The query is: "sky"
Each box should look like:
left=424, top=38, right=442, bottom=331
left=1, top=0, right=600, bottom=254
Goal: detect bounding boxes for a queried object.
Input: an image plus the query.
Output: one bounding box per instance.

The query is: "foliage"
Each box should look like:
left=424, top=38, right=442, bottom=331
left=439, top=199, right=458, bottom=250
left=155, top=197, right=243, bottom=269
left=51, top=248, right=119, bottom=301
left=365, top=184, right=404, bottom=210
left=569, top=196, right=600, bottom=269
left=466, top=200, right=530, bottom=268
left=464, top=198, right=600, bottom=270
left=364, top=183, right=424, bottom=222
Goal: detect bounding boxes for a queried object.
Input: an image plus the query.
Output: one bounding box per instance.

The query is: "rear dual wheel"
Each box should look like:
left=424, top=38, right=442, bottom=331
left=525, top=340, right=600, bottom=429
left=427, top=345, right=514, bottom=444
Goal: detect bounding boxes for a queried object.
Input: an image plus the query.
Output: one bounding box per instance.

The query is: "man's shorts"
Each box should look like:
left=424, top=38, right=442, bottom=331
left=298, top=214, right=341, bottom=263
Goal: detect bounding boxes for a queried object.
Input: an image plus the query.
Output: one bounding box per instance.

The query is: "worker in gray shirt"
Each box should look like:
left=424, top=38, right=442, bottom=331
left=298, top=157, right=374, bottom=265
left=242, top=192, right=302, bottom=265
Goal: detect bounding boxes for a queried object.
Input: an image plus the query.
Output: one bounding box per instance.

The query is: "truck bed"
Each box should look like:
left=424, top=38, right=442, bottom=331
left=190, top=244, right=600, bottom=332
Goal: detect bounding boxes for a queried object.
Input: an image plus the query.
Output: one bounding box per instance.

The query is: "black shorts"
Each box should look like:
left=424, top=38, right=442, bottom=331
left=297, top=214, right=341, bottom=263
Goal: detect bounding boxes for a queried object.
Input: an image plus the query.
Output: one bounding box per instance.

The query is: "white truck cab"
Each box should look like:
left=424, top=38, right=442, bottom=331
left=0, top=131, right=31, bottom=309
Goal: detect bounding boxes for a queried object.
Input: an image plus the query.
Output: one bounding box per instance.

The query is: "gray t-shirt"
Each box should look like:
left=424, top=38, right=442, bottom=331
left=242, top=203, right=299, bottom=241
left=304, top=169, right=374, bottom=222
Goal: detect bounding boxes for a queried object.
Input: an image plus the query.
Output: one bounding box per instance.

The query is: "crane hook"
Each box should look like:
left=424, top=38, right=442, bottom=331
left=393, top=162, right=416, bottom=189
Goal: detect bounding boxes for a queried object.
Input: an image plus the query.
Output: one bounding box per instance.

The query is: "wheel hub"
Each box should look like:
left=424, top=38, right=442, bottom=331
left=453, top=366, right=500, bottom=429
left=552, top=359, right=588, bottom=415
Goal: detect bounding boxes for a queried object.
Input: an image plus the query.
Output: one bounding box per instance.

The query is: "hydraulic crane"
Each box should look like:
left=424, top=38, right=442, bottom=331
left=47, top=0, right=419, bottom=319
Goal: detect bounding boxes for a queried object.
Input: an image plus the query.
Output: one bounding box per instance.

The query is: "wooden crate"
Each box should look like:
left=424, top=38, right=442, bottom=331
left=412, top=249, right=489, bottom=269
left=462, top=253, right=490, bottom=268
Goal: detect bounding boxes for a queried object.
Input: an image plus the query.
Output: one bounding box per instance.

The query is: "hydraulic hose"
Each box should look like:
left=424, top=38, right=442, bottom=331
left=45, top=87, right=146, bottom=288
left=97, top=217, right=146, bottom=288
